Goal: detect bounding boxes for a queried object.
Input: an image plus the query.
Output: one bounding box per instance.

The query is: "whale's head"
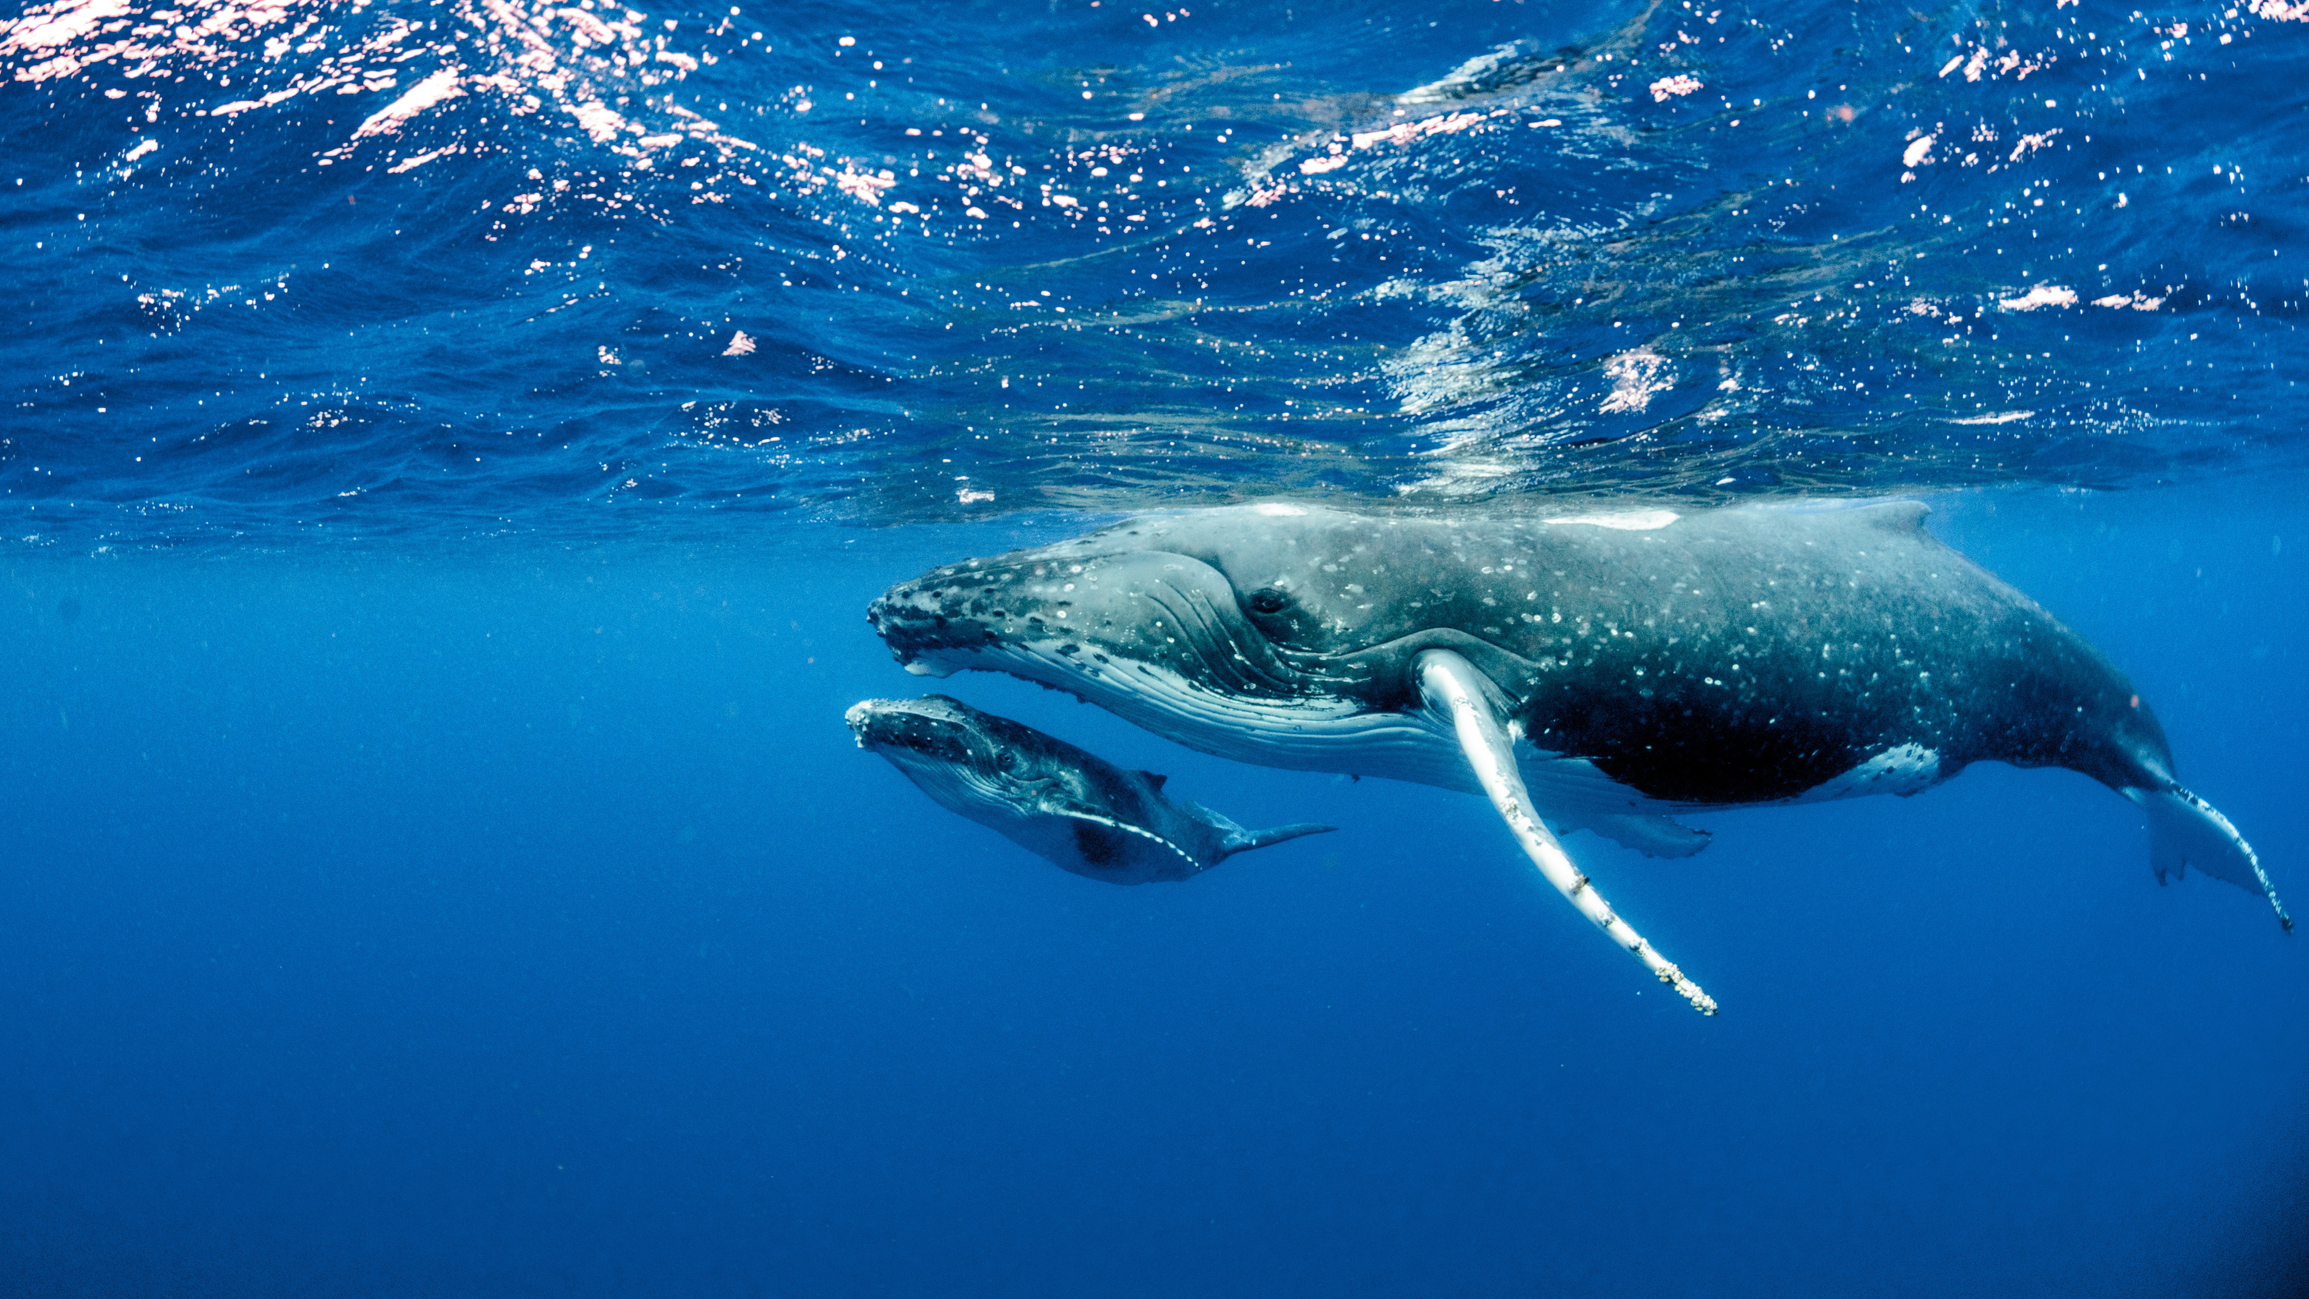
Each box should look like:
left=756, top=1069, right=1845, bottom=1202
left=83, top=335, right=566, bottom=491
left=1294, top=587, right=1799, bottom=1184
left=871, top=506, right=1336, bottom=686
left=845, top=695, right=1052, bottom=818
left=866, top=503, right=1544, bottom=775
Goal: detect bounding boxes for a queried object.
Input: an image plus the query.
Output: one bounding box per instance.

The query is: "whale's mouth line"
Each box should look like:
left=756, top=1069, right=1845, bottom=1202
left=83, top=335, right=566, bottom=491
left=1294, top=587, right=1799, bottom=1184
left=923, top=633, right=1490, bottom=791
left=877, top=553, right=1550, bottom=772
left=848, top=703, right=1009, bottom=777
left=880, top=556, right=1336, bottom=702
left=886, top=555, right=1523, bottom=705
left=855, top=720, right=1027, bottom=808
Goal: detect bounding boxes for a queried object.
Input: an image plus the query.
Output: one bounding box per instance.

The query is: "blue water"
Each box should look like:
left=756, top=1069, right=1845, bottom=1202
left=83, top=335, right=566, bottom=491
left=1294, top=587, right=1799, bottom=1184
left=4, top=0, right=2307, bottom=1293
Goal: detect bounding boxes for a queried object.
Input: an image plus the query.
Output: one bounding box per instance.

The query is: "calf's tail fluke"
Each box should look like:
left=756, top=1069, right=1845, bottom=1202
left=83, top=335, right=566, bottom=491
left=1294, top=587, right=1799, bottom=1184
left=1228, top=830, right=1339, bottom=858
left=1209, top=814, right=1336, bottom=859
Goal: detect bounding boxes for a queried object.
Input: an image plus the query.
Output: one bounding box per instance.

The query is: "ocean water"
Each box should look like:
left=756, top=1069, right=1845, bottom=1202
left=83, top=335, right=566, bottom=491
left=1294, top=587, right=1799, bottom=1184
left=3, top=0, right=2306, bottom=1294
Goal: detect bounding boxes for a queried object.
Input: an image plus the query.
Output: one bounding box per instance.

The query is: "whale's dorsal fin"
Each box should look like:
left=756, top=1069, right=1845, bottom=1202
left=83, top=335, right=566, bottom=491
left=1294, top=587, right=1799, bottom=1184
left=1138, top=771, right=1168, bottom=792
left=1856, top=499, right=1930, bottom=532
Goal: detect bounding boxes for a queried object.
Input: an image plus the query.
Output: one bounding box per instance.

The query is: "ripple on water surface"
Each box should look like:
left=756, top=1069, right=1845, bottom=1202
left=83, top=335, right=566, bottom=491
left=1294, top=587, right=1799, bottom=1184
left=3, top=0, right=2308, bottom=543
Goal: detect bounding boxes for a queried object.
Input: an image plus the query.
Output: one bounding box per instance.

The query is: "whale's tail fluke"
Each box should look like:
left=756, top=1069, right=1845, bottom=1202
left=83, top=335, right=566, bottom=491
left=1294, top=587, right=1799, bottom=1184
left=2127, top=785, right=2291, bottom=933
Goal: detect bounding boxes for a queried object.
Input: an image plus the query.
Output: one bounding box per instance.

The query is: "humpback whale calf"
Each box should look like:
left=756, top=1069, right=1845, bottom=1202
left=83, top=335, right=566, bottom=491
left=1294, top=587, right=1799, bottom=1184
left=847, top=694, right=1334, bottom=885
left=866, top=501, right=2288, bottom=1014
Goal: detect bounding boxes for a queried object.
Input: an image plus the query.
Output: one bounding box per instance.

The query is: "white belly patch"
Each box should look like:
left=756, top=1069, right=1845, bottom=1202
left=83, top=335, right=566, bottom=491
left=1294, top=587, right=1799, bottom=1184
left=1798, top=743, right=1944, bottom=802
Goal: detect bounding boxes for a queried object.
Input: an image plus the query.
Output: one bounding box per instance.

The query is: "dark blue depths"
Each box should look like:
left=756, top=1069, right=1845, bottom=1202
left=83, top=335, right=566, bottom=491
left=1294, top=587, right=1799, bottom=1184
left=3, top=486, right=2305, bottom=1298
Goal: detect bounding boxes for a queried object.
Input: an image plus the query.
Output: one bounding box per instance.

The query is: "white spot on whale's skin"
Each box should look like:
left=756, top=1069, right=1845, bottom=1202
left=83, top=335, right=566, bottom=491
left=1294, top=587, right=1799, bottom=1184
left=1798, top=743, right=1944, bottom=802
left=1544, top=510, right=1681, bottom=531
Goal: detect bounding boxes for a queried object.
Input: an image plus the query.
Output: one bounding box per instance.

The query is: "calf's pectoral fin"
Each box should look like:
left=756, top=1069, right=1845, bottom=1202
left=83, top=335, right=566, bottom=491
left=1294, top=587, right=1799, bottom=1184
left=2126, top=785, right=2292, bottom=933
left=1415, top=648, right=1719, bottom=1016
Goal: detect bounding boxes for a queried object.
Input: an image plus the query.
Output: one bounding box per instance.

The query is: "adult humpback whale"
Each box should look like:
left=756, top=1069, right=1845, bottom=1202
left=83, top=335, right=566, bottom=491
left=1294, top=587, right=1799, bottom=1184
left=866, top=501, right=2287, bottom=1013
left=847, top=694, right=1334, bottom=884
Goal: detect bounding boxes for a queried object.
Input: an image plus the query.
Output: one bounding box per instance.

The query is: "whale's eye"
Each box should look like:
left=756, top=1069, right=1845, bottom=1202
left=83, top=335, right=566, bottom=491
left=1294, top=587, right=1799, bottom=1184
left=1246, top=588, right=1292, bottom=616
left=994, top=750, right=1018, bottom=772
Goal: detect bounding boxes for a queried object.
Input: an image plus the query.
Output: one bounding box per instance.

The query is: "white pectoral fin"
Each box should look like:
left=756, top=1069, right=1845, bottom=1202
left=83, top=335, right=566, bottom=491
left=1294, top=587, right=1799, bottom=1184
left=2127, top=785, right=2292, bottom=933
left=1414, top=648, right=1719, bottom=1015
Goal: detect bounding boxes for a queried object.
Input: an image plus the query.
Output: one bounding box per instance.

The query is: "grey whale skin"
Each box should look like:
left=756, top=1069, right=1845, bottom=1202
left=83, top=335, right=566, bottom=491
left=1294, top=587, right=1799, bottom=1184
left=867, top=501, right=2287, bottom=1008
left=846, top=695, right=1334, bottom=885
